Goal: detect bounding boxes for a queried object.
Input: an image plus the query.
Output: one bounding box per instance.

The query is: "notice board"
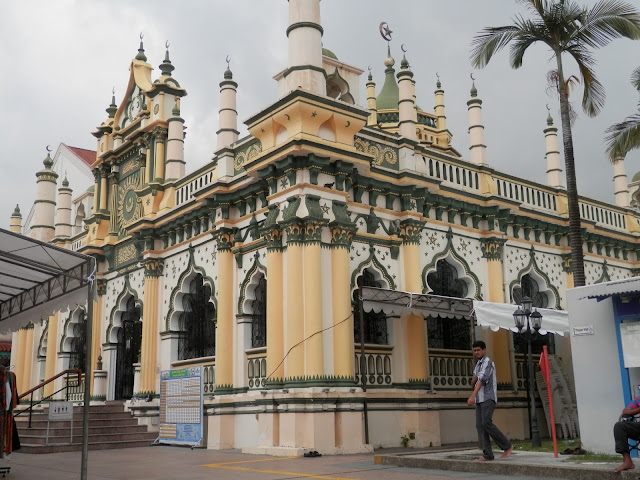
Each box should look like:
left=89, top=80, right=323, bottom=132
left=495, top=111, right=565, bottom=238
left=158, top=366, right=204, bottom=446
left=620, top=321, right=640, bottom=368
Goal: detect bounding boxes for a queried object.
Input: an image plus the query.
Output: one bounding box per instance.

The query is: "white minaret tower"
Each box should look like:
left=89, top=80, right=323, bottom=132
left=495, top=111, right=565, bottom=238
left=54, top=177, right=73, bottom=238
left=31, top=150, right=58, bottom=242
left=10, top=205, right=22, bottom=234
left=434, top=76, right=447, bottom=132
left=544, top=111, right=564, bottom=188
left=216, top=62, right=239, bottom=151
left=166, top=99, right=186, bottom=180
left=467, top=80, right=487, bottom=165
left=286, top=0, right=326, bottom=96
left=613, top=156, right=630, bottom=207
left=366, top=69, right=377, bottom=126
left=397, top=54, right=417, bottom=141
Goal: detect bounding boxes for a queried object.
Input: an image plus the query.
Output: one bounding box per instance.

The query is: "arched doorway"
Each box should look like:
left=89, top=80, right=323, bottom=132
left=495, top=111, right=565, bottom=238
left=177, top=274, right=216, bottom=360
left=250, top=274, right=267, bottom=349
left=114, top=297, right=142, bottom=400
left=353, top=269, right=389, bottom=345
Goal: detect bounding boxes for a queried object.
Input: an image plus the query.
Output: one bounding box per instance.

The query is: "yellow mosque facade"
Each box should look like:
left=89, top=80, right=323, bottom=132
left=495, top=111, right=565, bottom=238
left=8, top=0, right=640, bottom=453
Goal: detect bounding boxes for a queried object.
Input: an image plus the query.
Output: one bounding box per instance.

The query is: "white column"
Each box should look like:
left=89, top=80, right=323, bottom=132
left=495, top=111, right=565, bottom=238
left=613, top=157, right=630, bottom=207
left=544, top=113, right=564, bottom=188
left=467, top=83, right=487, bottom=165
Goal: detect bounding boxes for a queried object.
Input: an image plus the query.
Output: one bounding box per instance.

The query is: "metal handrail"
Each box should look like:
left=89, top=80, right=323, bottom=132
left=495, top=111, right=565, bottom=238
left=15, top=369, right=83, bottom=428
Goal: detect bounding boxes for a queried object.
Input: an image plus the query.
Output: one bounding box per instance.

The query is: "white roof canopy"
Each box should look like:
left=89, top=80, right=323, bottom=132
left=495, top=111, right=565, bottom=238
left=0, top=228, right=93, bottom=333
left=361, top=286, right=568, bottom=336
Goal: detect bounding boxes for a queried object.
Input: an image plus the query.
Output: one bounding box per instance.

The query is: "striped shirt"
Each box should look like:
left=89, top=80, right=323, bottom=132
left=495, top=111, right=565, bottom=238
left=473, top=355, right=497, bottom=404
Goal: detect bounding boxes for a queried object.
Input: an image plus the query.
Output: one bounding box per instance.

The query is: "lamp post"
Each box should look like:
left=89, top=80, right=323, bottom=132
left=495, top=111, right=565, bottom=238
left=513, top=295, right=543, bottom=448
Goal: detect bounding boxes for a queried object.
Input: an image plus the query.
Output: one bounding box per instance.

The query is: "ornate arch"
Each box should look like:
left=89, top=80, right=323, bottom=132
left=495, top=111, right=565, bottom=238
left=60, top=306, right=86, bottom=352
left=508, top=247, right=561, bottom=309
left=166, top=246, right=215, bottom=331
left=421, top=230, right=482, bottom=300
left=37, top=319, right=49, bottom=359
left=238, top=251, right=267, bottom=314
left=350, top=244, right=396, bottom=291
left=107, top=274, right=143, bottom=343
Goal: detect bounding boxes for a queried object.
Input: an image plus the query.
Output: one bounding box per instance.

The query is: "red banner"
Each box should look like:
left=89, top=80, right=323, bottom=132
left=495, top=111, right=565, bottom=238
left=539, top=346, right=558, bottom=458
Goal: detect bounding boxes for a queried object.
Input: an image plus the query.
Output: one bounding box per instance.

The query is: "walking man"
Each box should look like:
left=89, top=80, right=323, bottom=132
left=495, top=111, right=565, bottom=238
left=467, top=340, right=513, bottom=461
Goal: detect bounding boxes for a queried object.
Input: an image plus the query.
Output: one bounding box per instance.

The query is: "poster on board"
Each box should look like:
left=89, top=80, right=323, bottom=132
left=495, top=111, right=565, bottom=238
left=620, top=321, right=640, bottom=368
left=158, top=366, right=204, bottom=446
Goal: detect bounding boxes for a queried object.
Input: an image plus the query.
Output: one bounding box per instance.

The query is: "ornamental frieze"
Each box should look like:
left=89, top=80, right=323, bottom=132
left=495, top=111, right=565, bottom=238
left=213, top=228, right=235, bottom=252
left=143, top=258, right=165, bottom=277
left=284, top=221, right=305, bottom=245
left=561, top=254, right=572, bottom=273
left=480, top=237, right=506, bottom=261
left=354, top=137, right=398, bottom=168
left=115, top=243, right=138, bottom=267
left=399, top=219, right=424, bottom=245
left=330, top=225, right=355, bottom=249
left=234, top=142, right=262, bottom=172
left=263, top=228, right=283, bottom=251
left=304, top=221, right=325, bottom=244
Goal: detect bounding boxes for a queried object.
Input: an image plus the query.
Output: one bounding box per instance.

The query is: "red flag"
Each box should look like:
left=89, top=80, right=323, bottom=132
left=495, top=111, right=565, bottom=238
left=539, top=346, right=558, bottom=457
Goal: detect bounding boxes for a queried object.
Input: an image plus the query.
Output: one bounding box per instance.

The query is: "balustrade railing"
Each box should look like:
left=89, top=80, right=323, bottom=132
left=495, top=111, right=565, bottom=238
left=428, top=349, right=474, bottom=390
left=66, top=374, right=85, bottom=401
left=495, top=178, right=558, bottom=212
left=247, top=351, right=267, bottom=389
left=355, top=346, right=393, bottom=386
left=425, top=157, right=480, bottom=192
left=176, top=170, right=215, bottom=206
left=515, top=353, right=540, bottom=390
left=579, top=201, right=627, bottom=231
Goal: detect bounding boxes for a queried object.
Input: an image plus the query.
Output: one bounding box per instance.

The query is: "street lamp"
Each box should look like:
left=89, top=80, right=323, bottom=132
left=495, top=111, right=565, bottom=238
left=513, top=295, right=543, bottom=447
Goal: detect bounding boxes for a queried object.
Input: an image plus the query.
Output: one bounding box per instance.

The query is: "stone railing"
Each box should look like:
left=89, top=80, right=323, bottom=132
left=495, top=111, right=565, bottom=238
left=495, top=178, right=558, bottom=213
left=428, top=349, right=474, bottom=390
left=176, top=170, right=215, bottom=206
left=66, top=374, right=85, bottom=402
left=579, top=201, right=627, bottom=231
left=355, top=345, right=393, bottom=386
left=424, top=157, right=480, bottom=192
left=515, top=353, right=540, bottom=390
left=247, top=349, right=267, bottom=390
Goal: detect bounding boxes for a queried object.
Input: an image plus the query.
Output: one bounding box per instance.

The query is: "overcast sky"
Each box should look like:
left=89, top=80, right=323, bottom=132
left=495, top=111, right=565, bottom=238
left=1, top=0, right=639, bottom=230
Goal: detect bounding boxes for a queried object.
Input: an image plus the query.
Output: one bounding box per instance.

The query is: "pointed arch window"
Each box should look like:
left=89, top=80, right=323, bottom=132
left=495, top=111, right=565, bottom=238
left=69, top=311, right=87, bottom=372
left=353, top=269, right=389, bottom=345
left=251, top=275, right=267, bottom=348
left=426, top=259, right=471, bottom=350
left=178, top=274, right=216, bottom=360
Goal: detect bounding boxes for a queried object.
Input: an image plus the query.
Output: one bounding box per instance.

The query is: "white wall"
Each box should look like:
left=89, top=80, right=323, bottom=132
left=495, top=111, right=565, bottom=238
left=567, top=290, right=623, bottom=454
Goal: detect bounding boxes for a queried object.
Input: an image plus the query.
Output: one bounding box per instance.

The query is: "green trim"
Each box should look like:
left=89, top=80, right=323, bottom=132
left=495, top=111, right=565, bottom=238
left=286, top=21, right=323, bottom=37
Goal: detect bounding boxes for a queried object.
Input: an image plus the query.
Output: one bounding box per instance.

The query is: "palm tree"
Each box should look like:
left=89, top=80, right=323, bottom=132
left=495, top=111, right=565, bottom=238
left=470, top=0, right=640, bottom=287
left=605, top=67, right=640, bottom=160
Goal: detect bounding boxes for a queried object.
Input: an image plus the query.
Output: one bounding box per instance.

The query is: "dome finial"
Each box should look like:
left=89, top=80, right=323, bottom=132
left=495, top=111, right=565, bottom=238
left=546, top=104, right=553, bottom=125
left=43, top=145, right=53, bottom=168
left=106, top=87, right=117, bottom=118
left=367, top=65, right=373, bottom=82
left=470, top=73, right=477, bottom=97
left=135, top=32, right=147, bottom=61
left=159, top=40, right=175, bottom=77
left=400, top=44, right=409, bottom=69
left=224, top=55, right=233, bottom=79
left=172, top=98, right=181, bottom=117
left=12, top=204, right=20, bottom=216
left=436, top=72, right=441, bottom=89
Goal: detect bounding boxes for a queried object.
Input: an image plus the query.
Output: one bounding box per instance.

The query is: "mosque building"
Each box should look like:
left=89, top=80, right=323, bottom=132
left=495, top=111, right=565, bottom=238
left=8, top=0, right=640, bottom=452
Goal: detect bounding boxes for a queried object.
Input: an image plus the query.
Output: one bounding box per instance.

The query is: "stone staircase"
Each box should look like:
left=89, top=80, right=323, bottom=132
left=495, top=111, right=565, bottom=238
left=14, top=401, right=157, bottom=454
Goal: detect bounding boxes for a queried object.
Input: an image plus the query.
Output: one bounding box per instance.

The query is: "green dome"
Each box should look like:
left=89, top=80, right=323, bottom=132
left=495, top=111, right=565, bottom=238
left=376, top=65, right=399, bottom=110
left=322, top=48, right=338, bottom=60
left=632, top=171, right=640, bottom=183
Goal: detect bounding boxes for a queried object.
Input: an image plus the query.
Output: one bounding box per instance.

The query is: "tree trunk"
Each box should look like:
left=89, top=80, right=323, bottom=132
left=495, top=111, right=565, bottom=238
left=556, top=55, right=586, bottom=287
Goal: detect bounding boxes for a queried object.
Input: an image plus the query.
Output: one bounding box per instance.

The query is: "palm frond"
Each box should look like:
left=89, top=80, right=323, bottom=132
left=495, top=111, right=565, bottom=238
left=565, top=45, right=605, bottom=116
left=605, top=113, right=640, bottom=160
left=470, top=25, right=521, bottom=68
left=508, top=18, right=547, bottom=68
left=631, top=66, right=640, bottom=91
left=577, top=0, right=640, bottom=48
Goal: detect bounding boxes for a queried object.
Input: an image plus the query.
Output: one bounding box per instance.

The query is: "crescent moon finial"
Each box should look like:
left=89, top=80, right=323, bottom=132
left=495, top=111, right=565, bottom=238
left=226, top=55, right=231, bottom=68
left=546, top=104, right=551, bottom=112
left=368, top=65, right=372, bottom=72
left=401, top=44, right=407, bottom=53
left=46, top=145, right=52, bottom=153
left=139, top=32, right=144, bottom=41
left=470, top=73, right=476, bottom=81
left=436, top=72, right=440, bottom=79
left=112, top=86, right=116, bottom=95
left=165, top=40, right=170, bottom=50
left=379, top=22, right=393, bottom=42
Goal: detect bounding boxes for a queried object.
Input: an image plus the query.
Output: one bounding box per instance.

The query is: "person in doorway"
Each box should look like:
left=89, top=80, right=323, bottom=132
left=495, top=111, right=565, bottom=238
left=613, top=396, right=640, bottom=473
left=467, top=340, right=513, bottom=461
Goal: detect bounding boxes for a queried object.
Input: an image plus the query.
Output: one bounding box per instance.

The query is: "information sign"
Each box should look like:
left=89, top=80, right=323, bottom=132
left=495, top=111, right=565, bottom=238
left=158, top=367, right=204, bottom=446
left=49, top=401, right=73, bottom=421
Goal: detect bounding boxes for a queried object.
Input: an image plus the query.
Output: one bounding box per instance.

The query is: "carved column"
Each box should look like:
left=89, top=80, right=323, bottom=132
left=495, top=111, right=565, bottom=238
left=304, top=219, right=324, bottom=378
left=480, top=237, right=512, bottom=385
left=91, top=280, right=107, bottom=395
left=284, top=220, right=305, bottom=381
left=108, top=167, right=120, bottom=235
left=92, top=169, right=101, bottom=214
left=153, top=127, right=168, bottom=183
left=329, top=204, right=356, bottom=380
left=139, top=259, right=163, bottom=394
left=264, top=220, right=284, bottom=385
left=401, top=220, right=428, bottom=384
left=214, top=229, right=235, bottom=391
left=99, top=167, right=109, bottom=213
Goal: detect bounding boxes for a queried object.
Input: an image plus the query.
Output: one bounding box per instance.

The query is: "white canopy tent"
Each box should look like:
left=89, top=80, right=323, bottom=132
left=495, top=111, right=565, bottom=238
left=361, top=286, right=569, bottom=335
left=0, top=228, right=94, bottom=480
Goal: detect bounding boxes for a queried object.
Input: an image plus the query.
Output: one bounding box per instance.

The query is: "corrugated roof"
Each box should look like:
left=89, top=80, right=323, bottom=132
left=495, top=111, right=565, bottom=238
left=64, top=144, right=96, bottom=167
left=574, top=277, right=640, bottom=300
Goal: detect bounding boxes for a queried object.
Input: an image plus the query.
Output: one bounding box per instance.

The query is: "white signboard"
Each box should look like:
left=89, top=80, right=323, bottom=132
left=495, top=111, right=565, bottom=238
left=572, top=325, right=594, bottom=336
left=49, top=401, right=73, bottom=421
left=620, top=322, right=640, bottom=368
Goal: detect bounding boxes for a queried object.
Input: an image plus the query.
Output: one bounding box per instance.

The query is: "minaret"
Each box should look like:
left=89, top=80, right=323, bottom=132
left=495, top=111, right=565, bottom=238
left=613, top=156, right=630, bottom=207
left=166, top=99, right=186, bottom=181
left=467, top=80, right=487, bottom=165
left=544, top=111, right=564, bottom=188
left=31, top=150, right=58, bottom=242
left=397, top=54, right=416, bottom=141
left=216, top=61, right=239, bottom=151
left=54, top=177, right=73, bottom=238
left=286, top=0, right=326, bottom=96
left=366, top=69, right=377, bottom=126
left=434, top=76, right=447, bottom=132
left=10, top=205, right=22, bottom=234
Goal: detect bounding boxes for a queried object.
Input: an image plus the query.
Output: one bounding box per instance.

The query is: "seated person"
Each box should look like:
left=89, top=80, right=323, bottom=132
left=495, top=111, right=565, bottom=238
left=613, top=396, right=640, bottom=473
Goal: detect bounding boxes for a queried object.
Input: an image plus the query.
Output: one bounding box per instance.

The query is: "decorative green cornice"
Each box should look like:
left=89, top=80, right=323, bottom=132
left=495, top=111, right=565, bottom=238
left=399, top=219, right=425, bottom=245
left=283, top=375, right=356, bottom=388
left=480, top=237, right=506, bottom=261
left=329, top=200, right=356, bottom=249
left=212, top=228, right=235, bottom=252
left=303, top=220, right=325, bottom=244
left=264, top=229, right=283, bottom=251
left=96, top=279, right=108, bottom=297
left=143, top=258, right=164, bottom=277
left=283, top=221, right=305, bottom=245
left=561, top=254, right=572, bottom=274
left=305, top=194, right=325, bottom=221
left=282, top=196, right=301, bottom=222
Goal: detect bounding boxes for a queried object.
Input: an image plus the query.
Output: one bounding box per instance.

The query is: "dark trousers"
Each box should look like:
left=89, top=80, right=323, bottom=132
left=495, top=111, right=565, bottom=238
left=614, top=420, right=640, bottom=454
left=476, top=400, right=511, bottom=459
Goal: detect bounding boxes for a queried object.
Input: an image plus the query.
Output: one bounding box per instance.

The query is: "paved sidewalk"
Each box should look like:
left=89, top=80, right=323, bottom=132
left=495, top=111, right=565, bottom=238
left=376, top=447, right=636, bottom=480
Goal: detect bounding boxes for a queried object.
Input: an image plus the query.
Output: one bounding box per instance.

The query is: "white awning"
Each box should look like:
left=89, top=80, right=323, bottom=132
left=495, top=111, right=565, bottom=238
left=361, top=286, right=568, bottom=336
left=572, top=277, right=640, bottom=301
left=0, top=228, right=93, bottom=333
